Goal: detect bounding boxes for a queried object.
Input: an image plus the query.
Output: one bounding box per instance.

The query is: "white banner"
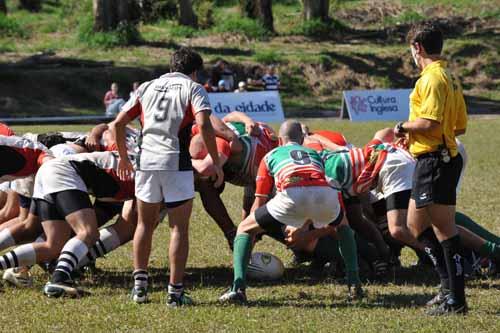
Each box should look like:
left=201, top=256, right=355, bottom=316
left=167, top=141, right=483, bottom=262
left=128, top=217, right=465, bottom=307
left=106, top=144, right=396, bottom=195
left=343, top=89, right=412, bottom=122
left=208, top=91, right=285, bottom=123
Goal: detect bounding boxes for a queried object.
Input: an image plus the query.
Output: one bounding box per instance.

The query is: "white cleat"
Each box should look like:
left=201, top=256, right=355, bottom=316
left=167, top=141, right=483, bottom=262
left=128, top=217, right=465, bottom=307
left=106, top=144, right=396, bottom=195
left=2, top=267, right=33, bottom=288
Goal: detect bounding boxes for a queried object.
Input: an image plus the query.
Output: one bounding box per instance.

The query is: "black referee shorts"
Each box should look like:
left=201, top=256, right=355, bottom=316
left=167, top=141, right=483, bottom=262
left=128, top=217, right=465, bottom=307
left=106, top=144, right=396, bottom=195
left=411, top=153, right=463, bottom=209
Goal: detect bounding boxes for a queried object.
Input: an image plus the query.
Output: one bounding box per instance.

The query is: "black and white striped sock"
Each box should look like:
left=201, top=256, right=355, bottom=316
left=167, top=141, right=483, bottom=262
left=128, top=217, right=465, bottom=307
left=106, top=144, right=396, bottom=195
left=0, top=244, right=37, bottom=270
left=79, top=227, right=121, bottom=268
left=54, top=238, right=89, bottom=280
left=133, top=269, right=148, bottom=289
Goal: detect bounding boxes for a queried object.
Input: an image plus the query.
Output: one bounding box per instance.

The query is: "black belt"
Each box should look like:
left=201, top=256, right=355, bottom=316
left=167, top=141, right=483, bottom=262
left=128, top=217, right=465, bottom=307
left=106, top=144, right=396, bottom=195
left=416, top=151, right=441, bottom=160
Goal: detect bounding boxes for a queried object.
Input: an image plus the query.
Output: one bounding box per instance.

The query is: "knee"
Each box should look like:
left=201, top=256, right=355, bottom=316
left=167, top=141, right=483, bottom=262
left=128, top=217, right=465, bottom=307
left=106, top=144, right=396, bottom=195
left=389, top=226, right=406, bottom=242
left=77, top=226, right=99, bottom=246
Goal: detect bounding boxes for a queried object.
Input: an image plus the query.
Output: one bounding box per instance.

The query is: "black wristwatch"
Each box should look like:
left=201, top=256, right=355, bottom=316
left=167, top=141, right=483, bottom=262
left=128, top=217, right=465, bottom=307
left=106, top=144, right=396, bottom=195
left=396, top=122, right=407, bottom=133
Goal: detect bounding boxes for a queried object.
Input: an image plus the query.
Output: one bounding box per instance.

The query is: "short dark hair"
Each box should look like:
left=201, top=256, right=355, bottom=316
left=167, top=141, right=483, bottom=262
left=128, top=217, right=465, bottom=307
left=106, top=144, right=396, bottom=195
left=170, top=47, right=204, bottom=75
left=406, top=22, right=444, bottom=55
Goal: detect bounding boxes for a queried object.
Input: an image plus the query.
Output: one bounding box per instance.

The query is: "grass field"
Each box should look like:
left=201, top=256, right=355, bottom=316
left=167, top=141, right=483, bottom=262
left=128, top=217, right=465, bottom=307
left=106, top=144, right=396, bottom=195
left=0, top=119, right=498, bottom=332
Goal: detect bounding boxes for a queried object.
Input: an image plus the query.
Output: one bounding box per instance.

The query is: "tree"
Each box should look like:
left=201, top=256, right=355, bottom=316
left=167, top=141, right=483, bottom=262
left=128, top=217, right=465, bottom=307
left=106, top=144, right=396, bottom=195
left=239, top=0, right=274, bottom=32
left=0, top=0, right=6, bottom=15
left=178, top=0, right=198, bottom=28
left=93, top=0, right=132, bottom=32
left=303, top=0, right=329, bottom=22
left=19, top=0, right=41, bottom=12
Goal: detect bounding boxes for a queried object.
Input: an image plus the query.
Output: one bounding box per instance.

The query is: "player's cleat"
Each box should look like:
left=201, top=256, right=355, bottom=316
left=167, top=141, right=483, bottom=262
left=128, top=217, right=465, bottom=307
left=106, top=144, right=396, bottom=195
left=43, top=280, right=82, bottom=298
left=130, top=286, right=148, bottom=304
left=166, top=291, right=193, bottom=308
left=426, top=299, right=468, bottom=316
left=219, top=288, right=247, bottom=305
left=2, top=267, right=33, bottom=288
left=426, top=288, right=450, bottom=307
left=347, top=284, right=365, bottom=301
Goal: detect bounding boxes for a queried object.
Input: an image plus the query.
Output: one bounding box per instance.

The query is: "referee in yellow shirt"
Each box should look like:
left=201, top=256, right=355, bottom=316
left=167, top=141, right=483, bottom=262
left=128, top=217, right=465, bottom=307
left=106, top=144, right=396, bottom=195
left=394, top=22, right=468, bottom=315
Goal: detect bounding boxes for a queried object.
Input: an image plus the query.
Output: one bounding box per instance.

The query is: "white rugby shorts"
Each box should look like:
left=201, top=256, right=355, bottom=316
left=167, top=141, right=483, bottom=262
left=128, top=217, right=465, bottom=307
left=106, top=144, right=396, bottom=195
left=265, top=186, right=342, bottom=228
left=135, top=170, right=194, bottom=204
left=376, top=149, right=415, bottom=198
left=11, top=176, right=35, bottom=198
left=33, top=159, right=87, bottom=201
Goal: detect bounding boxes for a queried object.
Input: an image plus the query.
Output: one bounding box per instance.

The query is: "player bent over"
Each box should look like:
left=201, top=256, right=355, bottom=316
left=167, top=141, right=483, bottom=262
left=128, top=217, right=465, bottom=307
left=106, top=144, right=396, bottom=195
left=219, top=120, right=345, bottom=304
left=113, top=47, right=223, bottom=306
left=23, top=151, right=136, bottom=297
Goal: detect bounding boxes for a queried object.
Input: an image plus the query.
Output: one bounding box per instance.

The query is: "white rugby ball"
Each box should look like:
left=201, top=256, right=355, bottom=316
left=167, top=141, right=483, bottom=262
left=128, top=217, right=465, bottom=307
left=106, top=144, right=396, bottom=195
left=247, top=252, right=284, bottom=281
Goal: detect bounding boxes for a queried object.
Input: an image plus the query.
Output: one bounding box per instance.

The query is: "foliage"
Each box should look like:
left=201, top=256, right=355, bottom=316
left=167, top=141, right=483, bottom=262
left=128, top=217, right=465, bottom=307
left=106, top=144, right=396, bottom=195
left=292, top=18, right=347, bottom=38
left=0, top=14, right=29, bottom=38
left=213, top=16, right=269, bottom=39
left=253, top=49, right=283, bottom=64
left=78, top=15, right=141, bottom=48
left=194, top=0, right=215, bottom=28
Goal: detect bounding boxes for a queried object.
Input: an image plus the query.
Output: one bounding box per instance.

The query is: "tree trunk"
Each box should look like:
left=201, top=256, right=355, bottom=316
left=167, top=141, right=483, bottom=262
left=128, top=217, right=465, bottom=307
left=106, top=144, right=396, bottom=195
left=178, top=0, right=198, bottom=28
left=0, top=0, right=7, bottom=15
left=303, top=0, right=329, bottom=22
left=255, top=0, right=273, bottom=32
left=93, top=0, right=131, bottom=32
left=240, top=0, right=256, bottom=18
left=19, top=0, right=41, bottom=12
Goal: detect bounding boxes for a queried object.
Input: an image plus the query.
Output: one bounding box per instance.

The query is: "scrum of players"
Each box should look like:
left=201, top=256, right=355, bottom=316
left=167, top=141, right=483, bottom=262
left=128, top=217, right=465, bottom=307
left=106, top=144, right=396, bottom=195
left=0, top=48, right=498, bottom=311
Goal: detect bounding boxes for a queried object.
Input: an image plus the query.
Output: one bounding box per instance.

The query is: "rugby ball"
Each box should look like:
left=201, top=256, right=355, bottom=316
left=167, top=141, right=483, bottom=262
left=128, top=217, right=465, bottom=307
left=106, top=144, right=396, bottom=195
left=247, top=252, right=285, bottom=281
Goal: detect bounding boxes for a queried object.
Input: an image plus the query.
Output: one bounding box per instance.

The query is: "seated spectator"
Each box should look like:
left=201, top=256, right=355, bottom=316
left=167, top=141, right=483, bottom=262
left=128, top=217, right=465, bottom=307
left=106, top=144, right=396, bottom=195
left=217, top=80, right=227, bottom=92
left=234, top=81, right=247, bottom=93
left=103, top=82, right=125, bottom=116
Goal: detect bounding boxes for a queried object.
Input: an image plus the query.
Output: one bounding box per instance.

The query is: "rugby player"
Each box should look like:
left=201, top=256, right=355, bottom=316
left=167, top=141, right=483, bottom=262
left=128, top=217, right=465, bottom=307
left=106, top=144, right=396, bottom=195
left=21, top=151, right=136, bottom=297
left=113, top=47, right=223, bottom=306
left=191, top=112, right=278, bottom=249
left=219, top=120, right=345, bottom=304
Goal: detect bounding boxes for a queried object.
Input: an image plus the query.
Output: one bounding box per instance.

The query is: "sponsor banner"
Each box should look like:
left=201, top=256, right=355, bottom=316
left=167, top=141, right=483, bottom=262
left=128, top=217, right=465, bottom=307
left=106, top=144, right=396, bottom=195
left=208, top=91, right=285, bottom=123
left=343, top=89, right=412, bottom=122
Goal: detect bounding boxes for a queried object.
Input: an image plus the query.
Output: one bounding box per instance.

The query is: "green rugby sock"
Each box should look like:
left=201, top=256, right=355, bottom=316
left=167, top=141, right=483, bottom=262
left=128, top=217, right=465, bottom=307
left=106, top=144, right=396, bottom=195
left=232, top=233, right=252, bottom=291
left=456, top=212, right=500, bottom=244
left=479, top=241, right=500, bottom=260
left=337, top=225, right=361, bottom=286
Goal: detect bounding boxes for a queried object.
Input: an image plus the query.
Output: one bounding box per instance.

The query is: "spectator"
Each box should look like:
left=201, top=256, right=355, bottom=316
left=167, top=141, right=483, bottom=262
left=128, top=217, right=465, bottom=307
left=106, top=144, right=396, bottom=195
left=103, top=82, right=125, bottom=116
left=261, top=65, right=280, bottom=91
left=234, top=81, right=247, bottom=93
left=212, top=60, right=234, bottom=91
left=217, top=80, right=227, bottom=92
left=129, top=81, right=140, bottom=99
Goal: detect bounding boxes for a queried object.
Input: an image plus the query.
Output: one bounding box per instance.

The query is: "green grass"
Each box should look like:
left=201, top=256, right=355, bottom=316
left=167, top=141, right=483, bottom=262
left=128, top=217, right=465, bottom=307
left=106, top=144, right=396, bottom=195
left=1, top=119, right=499, bottom=332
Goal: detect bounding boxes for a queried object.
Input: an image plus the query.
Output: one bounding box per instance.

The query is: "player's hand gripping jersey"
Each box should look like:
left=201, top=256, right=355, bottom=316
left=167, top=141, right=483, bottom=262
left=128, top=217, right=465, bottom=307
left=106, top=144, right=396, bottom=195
left=255, top=143, right=329, bottom=197
left=0, top=135, right=51, bottom=183
left=223, top=122, right=278, bottom=186
left=321, top=139, right=398, bottom=196
left=33, top=151, right=136, bottom=202
left=122, top=73, right=211, bottom=171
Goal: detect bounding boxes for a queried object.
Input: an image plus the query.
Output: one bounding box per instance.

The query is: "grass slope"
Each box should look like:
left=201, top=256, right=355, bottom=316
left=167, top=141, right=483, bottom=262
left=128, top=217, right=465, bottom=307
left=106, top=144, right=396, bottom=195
left=0, top=0, right=498, bottom=116
left=0, top=119, right=498, bottom=332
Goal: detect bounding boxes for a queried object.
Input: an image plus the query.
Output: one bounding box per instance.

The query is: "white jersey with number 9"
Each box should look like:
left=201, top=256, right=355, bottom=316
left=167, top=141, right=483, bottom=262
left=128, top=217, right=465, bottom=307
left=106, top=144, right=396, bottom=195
left=122, top=72, right=211, bottom=171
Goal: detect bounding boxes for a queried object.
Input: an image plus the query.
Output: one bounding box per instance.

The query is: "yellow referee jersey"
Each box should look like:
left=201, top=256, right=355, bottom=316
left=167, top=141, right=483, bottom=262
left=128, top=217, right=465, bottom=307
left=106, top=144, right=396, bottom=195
left=408, top=60, right=467, bottom=157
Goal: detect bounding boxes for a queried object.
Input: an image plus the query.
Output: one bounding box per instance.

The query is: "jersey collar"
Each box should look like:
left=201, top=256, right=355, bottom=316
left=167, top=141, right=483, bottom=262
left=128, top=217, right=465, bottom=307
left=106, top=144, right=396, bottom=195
left=420, top=60, right=447, bottom=76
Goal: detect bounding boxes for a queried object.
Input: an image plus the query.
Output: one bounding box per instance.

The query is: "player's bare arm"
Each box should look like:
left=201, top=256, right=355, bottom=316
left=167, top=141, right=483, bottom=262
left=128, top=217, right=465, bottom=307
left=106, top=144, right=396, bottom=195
left=110, top=112, right=134, bottom=181
left=223, top=111, right=261, bottom=136
left=196, top=110, right=224, bottom=188
left=85, top=123, right=109, bottom=151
